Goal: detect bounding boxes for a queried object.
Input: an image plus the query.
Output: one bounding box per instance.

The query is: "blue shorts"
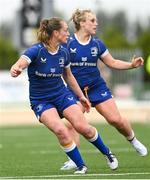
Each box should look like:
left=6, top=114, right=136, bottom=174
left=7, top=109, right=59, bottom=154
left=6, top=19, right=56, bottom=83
left=87, top=82, right=112, bottom=106
left=68, top=82, right=112, bottom=107
left=31, top=90, right=77, bottom=120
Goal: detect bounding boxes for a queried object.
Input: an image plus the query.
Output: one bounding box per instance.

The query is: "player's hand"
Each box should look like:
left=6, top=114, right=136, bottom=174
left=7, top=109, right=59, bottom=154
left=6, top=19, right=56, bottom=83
left=10, top=65, right=22, bottom=77
left=131, top=55, right=144, bottom=68
left=79, top=96, right=91, bottom=113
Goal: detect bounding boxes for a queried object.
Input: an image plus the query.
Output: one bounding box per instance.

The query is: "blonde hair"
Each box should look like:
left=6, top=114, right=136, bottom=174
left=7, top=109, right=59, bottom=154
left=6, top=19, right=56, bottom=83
left=70, top=9, right=93, bottom=31
left=37, top=17, right=63, bottom=45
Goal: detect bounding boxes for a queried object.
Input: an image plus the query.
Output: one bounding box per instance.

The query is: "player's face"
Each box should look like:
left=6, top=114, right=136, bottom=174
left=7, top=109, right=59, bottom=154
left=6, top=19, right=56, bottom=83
left=57, top=21, right=70, bottom=43
left=82, top=13, right=98, bottom=35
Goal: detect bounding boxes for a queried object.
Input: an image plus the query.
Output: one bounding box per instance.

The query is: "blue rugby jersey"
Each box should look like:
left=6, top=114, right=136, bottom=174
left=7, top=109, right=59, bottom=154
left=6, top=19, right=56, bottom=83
left=67, top=34, right=109, bottom=89
left=21, top=43, right=70, bottom=101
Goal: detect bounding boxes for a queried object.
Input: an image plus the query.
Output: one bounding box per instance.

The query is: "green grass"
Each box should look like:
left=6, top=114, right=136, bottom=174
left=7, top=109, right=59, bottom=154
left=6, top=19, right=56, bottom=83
left=0, top=123, right=150, bottom=179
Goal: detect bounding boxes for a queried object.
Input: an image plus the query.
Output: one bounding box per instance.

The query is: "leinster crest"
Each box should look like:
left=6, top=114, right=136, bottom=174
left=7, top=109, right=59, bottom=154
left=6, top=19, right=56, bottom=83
left=91, top=47, right=98, bottom=57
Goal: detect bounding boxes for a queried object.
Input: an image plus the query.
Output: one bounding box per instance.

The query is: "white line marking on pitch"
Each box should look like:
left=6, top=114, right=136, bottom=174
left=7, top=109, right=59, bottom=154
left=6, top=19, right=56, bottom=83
left=1, top=172, right=150, bottom=179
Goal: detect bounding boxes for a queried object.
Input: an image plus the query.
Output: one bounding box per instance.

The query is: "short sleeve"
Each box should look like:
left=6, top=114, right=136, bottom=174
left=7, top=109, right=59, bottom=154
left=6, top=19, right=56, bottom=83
left=97, top=39, right=109, bottom=58
left=61, top=47, right=71, bottom=68
left=21, top=45, right=40, bottom=64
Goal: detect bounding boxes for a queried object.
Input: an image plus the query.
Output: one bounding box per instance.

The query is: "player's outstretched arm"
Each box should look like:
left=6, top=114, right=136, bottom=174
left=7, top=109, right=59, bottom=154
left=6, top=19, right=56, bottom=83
left=10, top=57, right=29, bottom=77
left=131, top=55, right=144, bottom=68
left=102, top=53, right=144, bottom=70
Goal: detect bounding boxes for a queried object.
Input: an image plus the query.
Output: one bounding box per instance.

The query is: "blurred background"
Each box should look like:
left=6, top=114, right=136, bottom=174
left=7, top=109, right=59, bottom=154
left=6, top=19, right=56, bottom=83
left=0, top=0, right=150, bottom=126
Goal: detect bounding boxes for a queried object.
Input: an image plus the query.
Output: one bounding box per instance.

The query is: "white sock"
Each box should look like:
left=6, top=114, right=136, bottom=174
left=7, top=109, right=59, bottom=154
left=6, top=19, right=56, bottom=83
left=130, top=137, right=137, bottom=145
left=126, top=130, right=135, bottom=141
left=67, top=156, right=71, bottom=161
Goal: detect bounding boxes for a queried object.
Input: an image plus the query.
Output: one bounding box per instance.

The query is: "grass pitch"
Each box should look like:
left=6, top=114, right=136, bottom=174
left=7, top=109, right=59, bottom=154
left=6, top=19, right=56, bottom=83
left=0, top=123, right=150, bottom=179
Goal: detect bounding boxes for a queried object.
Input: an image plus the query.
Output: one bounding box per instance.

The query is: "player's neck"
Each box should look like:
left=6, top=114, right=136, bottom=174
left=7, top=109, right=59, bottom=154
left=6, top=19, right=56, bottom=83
left=75, top=31, right=91, bottom=44
left=46, top=40, right=59, bottom=53
left=75, top=32, right=91, bottom=44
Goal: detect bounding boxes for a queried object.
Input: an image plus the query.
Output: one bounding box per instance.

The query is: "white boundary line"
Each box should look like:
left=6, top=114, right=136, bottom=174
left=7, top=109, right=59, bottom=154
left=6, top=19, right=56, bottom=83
left=1, top=172, right=150, bottom=179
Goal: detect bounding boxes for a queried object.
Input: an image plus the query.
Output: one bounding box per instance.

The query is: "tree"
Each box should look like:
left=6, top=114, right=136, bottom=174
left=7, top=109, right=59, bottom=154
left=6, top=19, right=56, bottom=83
left=0, top=36, right=19, bottom=70
left=96, top=10, right=130, bottom=48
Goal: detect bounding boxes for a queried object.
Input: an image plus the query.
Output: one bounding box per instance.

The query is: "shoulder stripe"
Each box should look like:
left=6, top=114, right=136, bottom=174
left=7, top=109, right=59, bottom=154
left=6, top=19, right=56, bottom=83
left=34, top=46, right=45, bottom=62
left=60, top=47, right=68, bottom=58
left=92, top=38, right=101, bottom=54
left=60, top=47, right=70, bottom=67
left=67, top=37, right=75, bottom=48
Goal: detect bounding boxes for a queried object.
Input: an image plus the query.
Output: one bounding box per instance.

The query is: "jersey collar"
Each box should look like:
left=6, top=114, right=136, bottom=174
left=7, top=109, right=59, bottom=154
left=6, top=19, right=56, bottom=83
left=74, top=33, right=91, bottom=45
